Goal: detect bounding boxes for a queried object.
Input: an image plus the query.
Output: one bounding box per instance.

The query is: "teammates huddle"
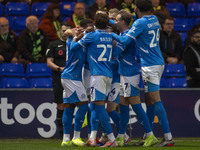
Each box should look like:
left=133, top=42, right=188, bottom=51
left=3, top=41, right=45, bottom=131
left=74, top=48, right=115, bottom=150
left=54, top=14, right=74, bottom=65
left=60, top=0, right=174, bottom=148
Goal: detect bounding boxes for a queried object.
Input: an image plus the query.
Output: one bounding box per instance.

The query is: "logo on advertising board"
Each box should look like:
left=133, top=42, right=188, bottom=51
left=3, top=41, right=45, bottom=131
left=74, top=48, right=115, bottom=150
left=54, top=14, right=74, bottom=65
left=0, top=97, right=57, bottom=138
left=194, top=99, right=200, bottom=122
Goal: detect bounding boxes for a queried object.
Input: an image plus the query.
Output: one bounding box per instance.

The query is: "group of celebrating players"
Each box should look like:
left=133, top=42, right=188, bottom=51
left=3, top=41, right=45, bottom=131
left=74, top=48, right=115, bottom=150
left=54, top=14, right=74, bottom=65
left=60, top=0, right=175, bottom=147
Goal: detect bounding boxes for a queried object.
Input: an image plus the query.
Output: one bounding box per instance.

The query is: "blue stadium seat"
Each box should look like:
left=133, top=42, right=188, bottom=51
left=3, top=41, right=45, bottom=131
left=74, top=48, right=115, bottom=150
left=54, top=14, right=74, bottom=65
left=178, top=32, right=187, bottom=46
left=160, top=77, right=167, bottom=88
left=1, top=77, right=29, bottom=88
left=187, top=3, right=200, bottom=17
left=28, top=77, right=52, bottom=88
left=163, top=64, right=186, bottom=77
left=166, top=3, right=186, bottom=16
left=26, top=63, right=52, bottom=78
left=0, top=63, right=25, bottom=77
left=5, top=2, right=29, bottom=16
left=173, top=18, right=191, bottom=31
left=165, top=77, right=187, bottom=88
left=59, top=2, right=76, bottom=16
left=0, top=3, right=3, bottom=16
left=12, top=16, right=27, bottom=31
left=31, top=2, right=51, bottom=16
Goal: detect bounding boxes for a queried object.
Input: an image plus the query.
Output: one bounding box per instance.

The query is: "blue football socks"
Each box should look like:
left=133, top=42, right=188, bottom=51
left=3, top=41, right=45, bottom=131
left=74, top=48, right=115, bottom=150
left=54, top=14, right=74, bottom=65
left=132, top=104, right=152, bottom=133
left=109, top=110, right=120, bottom=131
left=63, top=107, right=74, bottom=134
left=119, top=104, right=129, bottom=134
left=74, top=104, right=88, bottom=132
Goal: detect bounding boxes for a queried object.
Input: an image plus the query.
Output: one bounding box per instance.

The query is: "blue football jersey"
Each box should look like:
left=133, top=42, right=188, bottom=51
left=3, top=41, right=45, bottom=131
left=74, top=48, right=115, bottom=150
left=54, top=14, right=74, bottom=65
left=117, top=29, right=140, bottom=76
left=111, top=58, right=120, bottom=83
left=71, top=30, right=113, bottom=78
left=127, top=15, right=164, bottom=67
left=111, top=15, right=164, bottom=67
left=61, top=37, right=85, bottom=81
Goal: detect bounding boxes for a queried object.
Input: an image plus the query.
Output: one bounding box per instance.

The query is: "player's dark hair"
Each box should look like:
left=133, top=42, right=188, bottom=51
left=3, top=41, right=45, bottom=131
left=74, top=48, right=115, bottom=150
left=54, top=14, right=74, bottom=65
left=80, top=19, right=93, bottom=28
left=118, top=10, right=132, bottom=26
left=60, top=22, right=71, bottom=29
left=135, top=0, right=153, bottom=13
left=94, top=13, right=109, bottom=29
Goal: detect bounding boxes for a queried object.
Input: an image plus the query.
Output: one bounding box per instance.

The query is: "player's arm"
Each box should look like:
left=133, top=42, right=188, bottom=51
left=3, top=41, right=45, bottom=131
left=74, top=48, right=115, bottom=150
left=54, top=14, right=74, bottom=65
left=112, top=42, right=125, bottom=57
left=70, top=32, right=94, bottom=51
left=111, top=32, right=132, bottom=45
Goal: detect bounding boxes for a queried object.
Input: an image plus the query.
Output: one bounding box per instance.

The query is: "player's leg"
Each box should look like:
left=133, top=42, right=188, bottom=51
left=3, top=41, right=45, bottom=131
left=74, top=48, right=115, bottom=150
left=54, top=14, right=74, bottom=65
left=90, top=76, right=117, bottom=147
left=68, top=80, right=88, bottom=146
left=82, top=68, right=92, bottom=139
left=107, top=83, right=121, bottom=132
left=115, top=95, right=129, bottom=146
left=142, top=65, right=174, bottom=147
left=61, top=79, right=75, bottom=146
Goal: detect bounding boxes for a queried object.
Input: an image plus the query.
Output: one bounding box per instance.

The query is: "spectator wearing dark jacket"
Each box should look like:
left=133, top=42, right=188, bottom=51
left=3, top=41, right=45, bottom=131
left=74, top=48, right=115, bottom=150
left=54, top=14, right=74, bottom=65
left=88, top=0, right=111, bottom=20
left=184, top=30, right=200, bottom=87
left=0, top=17, right=18, bottom=63
left=18, top=16, right=48, bottom=65
left=159, top=16, right=182, bottom=64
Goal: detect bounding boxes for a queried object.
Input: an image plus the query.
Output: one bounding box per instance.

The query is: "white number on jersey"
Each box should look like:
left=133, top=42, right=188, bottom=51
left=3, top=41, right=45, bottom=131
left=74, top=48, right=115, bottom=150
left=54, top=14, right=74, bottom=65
left=148, top=29, right=159, bottom=48
left=97, top=44, right=112, bottom=61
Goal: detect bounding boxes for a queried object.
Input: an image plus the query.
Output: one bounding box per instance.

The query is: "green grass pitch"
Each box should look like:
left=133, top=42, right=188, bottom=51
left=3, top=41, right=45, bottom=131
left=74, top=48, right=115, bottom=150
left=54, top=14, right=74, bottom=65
left=0, top=138, right=200, bottom=150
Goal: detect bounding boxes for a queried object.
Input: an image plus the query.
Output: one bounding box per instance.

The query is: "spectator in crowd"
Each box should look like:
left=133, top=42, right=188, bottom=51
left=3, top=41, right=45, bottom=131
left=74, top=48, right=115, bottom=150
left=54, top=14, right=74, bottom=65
left=88, top=0, right=111, bottom=20
left=115, top=0, right=135, bottom=14
left=46, top=22, right=71, bottom=139
left=184, top=30, right=200, bottom=87
left=66, top=2, right=87, bottom=28
left=17, top=16, right=48, bottom=65
left=0, top=17, right=18, bottom=63
left=184, top=23, right=200, bottom=50
left=39, top=3, right=62, bottom=42
left=77, top=0, right=96, bottom=12
left=152, top=0, right=170, bottom=24
left=159, top=16, right=182, bottom=64
left=165, top=0, right=195, bottom=8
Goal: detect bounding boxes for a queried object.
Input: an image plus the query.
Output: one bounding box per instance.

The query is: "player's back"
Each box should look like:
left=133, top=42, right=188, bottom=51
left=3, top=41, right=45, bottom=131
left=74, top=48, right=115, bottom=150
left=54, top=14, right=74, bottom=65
left=130, top=15, right=164, bottom=67
left=61, top=37, right=85, bottom=81
left=86, top=30, right=113, bottom=78
left=118, top=30, right=139, bottom=76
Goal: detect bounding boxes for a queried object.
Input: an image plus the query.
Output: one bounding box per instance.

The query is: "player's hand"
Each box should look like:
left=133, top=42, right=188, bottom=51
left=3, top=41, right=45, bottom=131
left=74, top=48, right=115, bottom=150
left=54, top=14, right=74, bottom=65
left=86, top=26, right=95, bottom=33
left=64, top=29, right=75, bottom=37
left=113, top=40, right=117, bottom=46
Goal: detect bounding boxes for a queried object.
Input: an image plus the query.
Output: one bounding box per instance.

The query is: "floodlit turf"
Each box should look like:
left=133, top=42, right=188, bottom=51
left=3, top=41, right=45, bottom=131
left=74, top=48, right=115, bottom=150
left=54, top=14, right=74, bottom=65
left=0, top=138, right=200, bottom=150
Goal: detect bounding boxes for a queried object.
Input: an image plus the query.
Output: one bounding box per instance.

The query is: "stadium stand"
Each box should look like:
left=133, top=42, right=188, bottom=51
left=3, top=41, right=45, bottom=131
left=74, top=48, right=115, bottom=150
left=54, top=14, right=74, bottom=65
left=5, top=2, right=29, bottom=16
left=173, top=17, right=191, bottom=31
left=166, top=3, right=186, bottom=17
left=165, top=77, right=187, bottom=88
left=26, top=63, right=52, bottom=78
left=0, top=3, right=3, bottom=16
left=0, top=63, right=25, bottom=77
left=187, top=2, right=200, bottom=17
left=59, top=1, right=76, bottom=16
left=1, top=77, right=29, bottom=88
left=31, top=2, right=51, bottom=16
left=28, top=77, right=52, bottom=88
left=178, top=32, right=188, bottom=46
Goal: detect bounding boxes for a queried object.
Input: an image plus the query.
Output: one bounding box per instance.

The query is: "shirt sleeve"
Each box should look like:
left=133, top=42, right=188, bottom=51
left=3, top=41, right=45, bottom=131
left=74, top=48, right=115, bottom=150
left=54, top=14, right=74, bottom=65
left=70, top=32, right=94, bottom=51
left=46, top=42, right=54, bottom=58
left=126, top=18, right=145, bottom=39
left=111, top=32, right=132, bottom=45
